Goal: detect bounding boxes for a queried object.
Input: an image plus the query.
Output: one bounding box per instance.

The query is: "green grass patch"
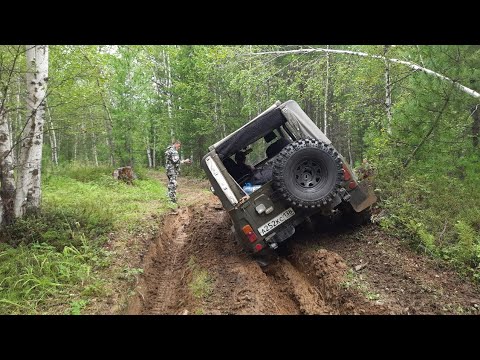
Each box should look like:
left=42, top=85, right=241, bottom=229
left=374, top=159, right=480, bottom=282
left=187, top=256, right=214, bottom=299
left=0, top=163, right=169, bottom=314
left=0, top=237, right=110, bottom=314
left=341, top=269, right=380, bottom=301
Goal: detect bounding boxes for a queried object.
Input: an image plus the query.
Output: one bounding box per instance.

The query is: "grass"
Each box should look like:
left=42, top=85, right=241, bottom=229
left=0, top=163, right=170, bottom=314
left=373, top=158, right=480, bottom=283
left=341, top=269, right=380, bottom=302
left=187, top=256, right=214, bottom=300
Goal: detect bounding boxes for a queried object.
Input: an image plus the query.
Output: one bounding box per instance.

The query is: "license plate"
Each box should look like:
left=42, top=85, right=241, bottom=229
left=258, top=208, right=295, bottom=236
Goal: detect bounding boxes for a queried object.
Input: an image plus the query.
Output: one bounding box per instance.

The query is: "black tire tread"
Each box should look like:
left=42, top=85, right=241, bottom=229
left=272, top=138, right=343, bottom=208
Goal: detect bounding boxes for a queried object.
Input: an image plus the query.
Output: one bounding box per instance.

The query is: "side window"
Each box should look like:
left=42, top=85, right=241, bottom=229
left=245, top=139, right=270, bottom=166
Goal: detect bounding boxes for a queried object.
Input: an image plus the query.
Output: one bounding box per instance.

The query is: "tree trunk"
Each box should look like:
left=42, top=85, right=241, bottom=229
left=384, top=45, right=393, bottom=134
left=89, top=109, right=99, bottom=167
left=14, top=45, right=48, bottom=218
left=347, top=118, right=354, bottom=167
left=81, top=117, right=89, bottom=162
left=152, top=134, right=156, bottom=168
left=147, top=145, right=152, bottom=168
left=163, top=49, right=174, bottom=141
left=14, top=76, right=22, bottom=165
left=472, top=104, right=479, bottom=148
left=101, top=94, right=115, bottom=166
left=83, top=48, right=115, bottom=167
left=403, top=92, right=451, bottom=168
left=323, top=46, right=330, bottom=137
left=0, top=107, right=16, bottom=225
left=46, top=102, right=58, bottom=165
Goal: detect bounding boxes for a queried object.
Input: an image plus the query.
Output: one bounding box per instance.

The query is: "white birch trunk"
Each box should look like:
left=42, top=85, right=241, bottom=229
left=0, top=107, right=16, bottom=224
left=347, top=119, right=353, bottom=168
left=14, top=45, right=48, bottom=217
left=324, top=46, right=330, bottom=137
left=81, top=118, right=89, bottom=162
left=88, top=108, right=98, bottom=166
left=152, top=134, right=156, bottom=168
left=165, top=51, right=173, bottom=121
left=147, top=145, right=152, bottom=168
left=162, top=50, right=174, bottom=140
left=101, top=95, right=115, bottom=166
left=14, top=76, right=22, bottom=165
left=46, top=102, right=58, bottom=165
left=384, top=46, right=393, bottom=134
left=73, top=133, right=78, bottom=162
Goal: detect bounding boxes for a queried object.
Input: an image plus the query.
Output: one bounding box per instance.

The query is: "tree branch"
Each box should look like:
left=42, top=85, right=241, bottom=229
left=403, top=89, right=452, bottom=168
left=240, top=48, right=480, bottom=99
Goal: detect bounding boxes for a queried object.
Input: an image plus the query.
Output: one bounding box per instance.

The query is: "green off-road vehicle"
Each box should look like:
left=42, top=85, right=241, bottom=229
left=201, top=100, right=376, bottom=259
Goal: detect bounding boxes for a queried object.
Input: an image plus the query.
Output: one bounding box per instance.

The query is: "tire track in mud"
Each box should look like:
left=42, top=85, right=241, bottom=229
left=127, top=206, right=191, bottom=315
left=128, top=176, right=480, bottom=315
left=128, top=178, right=383, bottom=315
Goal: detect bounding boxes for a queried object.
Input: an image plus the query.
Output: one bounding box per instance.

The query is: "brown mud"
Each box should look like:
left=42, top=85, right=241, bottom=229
left=126, top=176, right=480, bottom=315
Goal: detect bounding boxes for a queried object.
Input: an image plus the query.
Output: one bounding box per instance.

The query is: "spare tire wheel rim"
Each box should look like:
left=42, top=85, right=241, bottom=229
left=294, top=158, right=328, bottom=190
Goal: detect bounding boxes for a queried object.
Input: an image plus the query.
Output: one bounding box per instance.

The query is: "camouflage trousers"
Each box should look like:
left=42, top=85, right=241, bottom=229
left=167, top=172, right=178, bottom=203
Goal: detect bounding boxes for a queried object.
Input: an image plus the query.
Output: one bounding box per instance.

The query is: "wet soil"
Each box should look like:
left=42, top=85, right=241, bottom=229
left=126, top=176, right=480, bottom=315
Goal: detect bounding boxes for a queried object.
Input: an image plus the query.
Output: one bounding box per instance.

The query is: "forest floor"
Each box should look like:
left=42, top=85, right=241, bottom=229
left=126, top=175, right=480, bottom=315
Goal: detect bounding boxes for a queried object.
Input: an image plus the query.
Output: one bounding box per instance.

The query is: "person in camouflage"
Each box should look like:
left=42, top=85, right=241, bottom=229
left=165, top=140, right=191, bottom=203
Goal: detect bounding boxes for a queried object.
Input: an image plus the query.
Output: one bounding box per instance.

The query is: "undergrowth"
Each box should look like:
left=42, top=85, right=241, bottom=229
left=0, top=163, right=169, bottom=314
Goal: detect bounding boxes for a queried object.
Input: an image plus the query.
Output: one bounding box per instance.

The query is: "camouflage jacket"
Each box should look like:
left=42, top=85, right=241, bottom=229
left=165, top=145, right=180, bottom=175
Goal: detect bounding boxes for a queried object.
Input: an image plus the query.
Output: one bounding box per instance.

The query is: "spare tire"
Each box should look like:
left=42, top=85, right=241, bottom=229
left=272, top=139, right=343, bottom=208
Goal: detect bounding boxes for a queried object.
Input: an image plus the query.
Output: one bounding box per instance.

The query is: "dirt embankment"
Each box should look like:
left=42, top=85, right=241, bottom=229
left=126, top=177, right=480, bottom=315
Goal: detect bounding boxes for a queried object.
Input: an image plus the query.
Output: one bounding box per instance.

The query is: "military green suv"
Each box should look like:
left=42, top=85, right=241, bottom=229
left=201, top=100, right=376, bottom=257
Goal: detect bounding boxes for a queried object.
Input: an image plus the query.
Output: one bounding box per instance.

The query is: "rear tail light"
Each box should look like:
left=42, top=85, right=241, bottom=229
left=254, top=244, right=263, bottom=252
left=348, top=180, right=357, bottom=189
left=242, top=225, right=257, bottom=243
left=342, top=164, right=352, bottom=181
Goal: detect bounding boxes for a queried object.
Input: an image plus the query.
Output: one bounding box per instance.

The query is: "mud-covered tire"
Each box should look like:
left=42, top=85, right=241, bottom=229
left=272, top=139, right=343, bottom=208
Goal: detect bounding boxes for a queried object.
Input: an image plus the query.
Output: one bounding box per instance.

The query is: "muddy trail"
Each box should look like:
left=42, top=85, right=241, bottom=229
left=127, top=176, right=480, bottom=315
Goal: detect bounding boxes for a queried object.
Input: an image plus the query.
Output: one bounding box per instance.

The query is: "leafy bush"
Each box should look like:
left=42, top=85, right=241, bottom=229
left=373, top=154, right=480, bottom=280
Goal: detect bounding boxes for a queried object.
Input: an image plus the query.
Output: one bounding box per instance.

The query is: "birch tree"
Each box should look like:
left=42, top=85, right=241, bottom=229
left=0, top=105, right=16, bottom=224
left=323, top=45, right=331, bottom=137
left=46, top=102, right=58, bottom=165
left=384, top=45, right=393, bottom=134
left=0, top=46, right=22, bottom=225
left=14, top=45, right=48, bottom=217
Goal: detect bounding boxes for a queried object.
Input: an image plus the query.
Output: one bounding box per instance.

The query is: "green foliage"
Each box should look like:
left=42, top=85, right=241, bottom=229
left=454, top=221, right=480, bottom=266
left=187, top=256, right=214, bottom=299
left=341, top=269, right=380, bottom=301
left=180, top=165, right=207, bottom=179
left=0, top=239, right=110, bottom=314
left=69, top=300, right=88, bottom=315
left=0, top=164, right=168, bottom=314
left=3, top=44, right=480, bottom=308
left=376, top=163, right=480, bottom=278
left=118, top=267, right=144, bottom=282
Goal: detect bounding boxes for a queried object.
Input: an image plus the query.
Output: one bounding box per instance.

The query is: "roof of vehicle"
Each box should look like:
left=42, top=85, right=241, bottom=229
left=210, top=100, right=331, bottom=159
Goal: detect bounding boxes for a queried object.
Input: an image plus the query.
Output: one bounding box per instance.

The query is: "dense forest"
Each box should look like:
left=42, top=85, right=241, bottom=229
left=0, top=45, right=479, bottom=314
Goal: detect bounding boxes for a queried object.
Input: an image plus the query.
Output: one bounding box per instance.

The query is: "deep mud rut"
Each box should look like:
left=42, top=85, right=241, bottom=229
left=127, top=176, right=480, bottom=315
